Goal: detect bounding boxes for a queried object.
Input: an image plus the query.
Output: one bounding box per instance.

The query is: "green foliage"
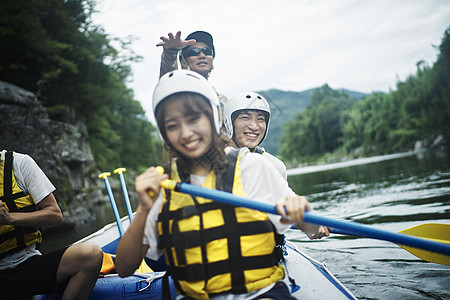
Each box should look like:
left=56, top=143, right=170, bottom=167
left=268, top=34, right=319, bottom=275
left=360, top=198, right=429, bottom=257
left=278, top=85, right=355, bottom=162
left=347, top=27, right=449, bottom=154
left=340, top=92, right=387, bottom=152
left=279, top=27, right=450, bottom=164
left=257, top=89, right=314, bottom=154
left=0, top=0, right=163, bottom=171
left=258, top=88, right=366, bottom=155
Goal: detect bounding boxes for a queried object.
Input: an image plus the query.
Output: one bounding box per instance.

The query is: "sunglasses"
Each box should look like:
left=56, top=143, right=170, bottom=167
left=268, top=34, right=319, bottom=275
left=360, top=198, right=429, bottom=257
left=184, top=47, right=214, bottom=57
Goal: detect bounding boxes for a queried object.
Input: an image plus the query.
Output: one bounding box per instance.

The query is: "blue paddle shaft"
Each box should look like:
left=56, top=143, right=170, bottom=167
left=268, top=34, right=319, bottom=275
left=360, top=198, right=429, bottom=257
left=102, top=178, right=124, bottom=237
left=176, top=182, right=450, bottom=256
left=117, top=173, right=133, bottom=222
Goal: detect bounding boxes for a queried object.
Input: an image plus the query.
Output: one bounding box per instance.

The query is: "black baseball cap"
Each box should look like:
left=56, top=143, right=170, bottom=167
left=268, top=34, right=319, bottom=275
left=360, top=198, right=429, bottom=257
left=182, top=31, right=215, bottom=57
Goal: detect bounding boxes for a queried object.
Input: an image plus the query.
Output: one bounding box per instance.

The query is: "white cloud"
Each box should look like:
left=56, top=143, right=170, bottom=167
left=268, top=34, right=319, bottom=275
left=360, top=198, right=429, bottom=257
left=92, top=0, right=450, bottom=121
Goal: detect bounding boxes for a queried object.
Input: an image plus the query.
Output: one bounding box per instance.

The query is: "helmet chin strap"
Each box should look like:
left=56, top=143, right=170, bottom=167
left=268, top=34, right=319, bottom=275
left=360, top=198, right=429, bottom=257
left=232, top=137, right=240, bottom=148
left=180, top=54, right=191, bottom=70
left=232, top=135, right=257, bottom=152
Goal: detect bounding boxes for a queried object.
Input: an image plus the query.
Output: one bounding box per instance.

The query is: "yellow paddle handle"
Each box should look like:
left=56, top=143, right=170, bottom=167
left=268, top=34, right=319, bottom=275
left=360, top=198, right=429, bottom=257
left=114, top=167, right=127, bottom=174
left=98, top=172, right=111, bottom=179
left=148, top=166, right=176, bottom=197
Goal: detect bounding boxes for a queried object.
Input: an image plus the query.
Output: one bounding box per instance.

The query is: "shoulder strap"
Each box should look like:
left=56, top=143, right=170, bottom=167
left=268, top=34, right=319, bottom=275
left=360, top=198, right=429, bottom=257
left=0, top=151, right=40, bottom=258
left=1, top=151, right=25, bottom=210
left=2, top=151, right=13, bottom=203
left=222, top=148, right=240, bottom=193
left=162, top=162, right=171, bottom=178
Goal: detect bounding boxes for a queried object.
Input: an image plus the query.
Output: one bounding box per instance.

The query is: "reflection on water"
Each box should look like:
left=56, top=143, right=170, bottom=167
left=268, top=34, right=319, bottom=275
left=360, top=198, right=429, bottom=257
left=287, top=149, right=450, bottom=299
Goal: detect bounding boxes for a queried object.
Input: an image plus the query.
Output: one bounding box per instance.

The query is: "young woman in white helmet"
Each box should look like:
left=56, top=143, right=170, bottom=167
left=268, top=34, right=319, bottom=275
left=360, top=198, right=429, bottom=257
left=115, top=70, right=326, bottom=299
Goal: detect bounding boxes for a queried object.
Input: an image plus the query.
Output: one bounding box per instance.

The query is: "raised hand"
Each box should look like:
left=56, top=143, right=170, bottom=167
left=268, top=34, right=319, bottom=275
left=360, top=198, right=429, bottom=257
left=156, top=31, right=196, bottom=50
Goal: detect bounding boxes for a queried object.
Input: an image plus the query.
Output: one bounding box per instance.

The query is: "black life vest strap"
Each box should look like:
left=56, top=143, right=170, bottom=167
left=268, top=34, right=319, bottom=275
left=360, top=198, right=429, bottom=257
left=167, top=207, right=274, bottom=247
left=2, top=152, right=28, bottom=253
left=159, top=162, right=183, bottom=295
left=161, top=271, right=172, bottom=300
left=2, top=151, right=15, bottom=209
left=159, top=149, right=280, bottom=295
left=0, top=226, right=38, bottom=244
left=170, top=249, right=280, bottom=282
left=221, top=148, right=239, bottom=192
left=0, top=151, right=41, bottom=259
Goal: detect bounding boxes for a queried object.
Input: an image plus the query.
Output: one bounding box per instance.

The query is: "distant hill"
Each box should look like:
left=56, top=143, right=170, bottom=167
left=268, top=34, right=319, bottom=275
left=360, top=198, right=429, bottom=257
left=257, top=87, right=368, bottom=154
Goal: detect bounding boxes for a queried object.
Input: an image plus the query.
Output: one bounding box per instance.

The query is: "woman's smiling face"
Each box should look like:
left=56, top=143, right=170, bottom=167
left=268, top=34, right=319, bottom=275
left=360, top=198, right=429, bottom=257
left=163, top=97, right=212, bottom=159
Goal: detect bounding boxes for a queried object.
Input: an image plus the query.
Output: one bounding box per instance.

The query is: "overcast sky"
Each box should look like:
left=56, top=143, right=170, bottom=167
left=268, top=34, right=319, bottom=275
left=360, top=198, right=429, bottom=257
left=92, top=0, right=450, bottom=120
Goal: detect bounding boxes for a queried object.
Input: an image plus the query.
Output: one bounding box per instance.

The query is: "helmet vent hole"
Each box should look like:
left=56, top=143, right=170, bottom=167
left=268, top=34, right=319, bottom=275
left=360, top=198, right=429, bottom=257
left=246, top=95, right=251, bottom=99
left=257, top=96, right=262, bottom=99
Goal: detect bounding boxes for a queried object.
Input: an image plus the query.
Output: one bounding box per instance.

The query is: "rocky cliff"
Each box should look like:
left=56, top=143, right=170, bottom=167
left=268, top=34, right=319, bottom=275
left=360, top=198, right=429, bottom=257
left=0, top=81, right=103, bottom=225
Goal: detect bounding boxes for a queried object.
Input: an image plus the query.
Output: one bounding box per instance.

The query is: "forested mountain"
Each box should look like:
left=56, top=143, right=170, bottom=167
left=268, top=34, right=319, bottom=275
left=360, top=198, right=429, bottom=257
left=278, top=27, right=450, bottom=166
left=258, top=88, right=367, bottom=154
left=1, top=0, right=448, bottom=174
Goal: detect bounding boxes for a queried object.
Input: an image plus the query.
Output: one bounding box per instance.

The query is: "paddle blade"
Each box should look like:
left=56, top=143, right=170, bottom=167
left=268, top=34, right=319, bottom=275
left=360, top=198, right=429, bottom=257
left=136, top=259, right=153, bottom=273
left=100, top=252, right=153, bottom=274
left=100, top=252, right=116, bottom=274
left=399, top=223, right=450, bottom=266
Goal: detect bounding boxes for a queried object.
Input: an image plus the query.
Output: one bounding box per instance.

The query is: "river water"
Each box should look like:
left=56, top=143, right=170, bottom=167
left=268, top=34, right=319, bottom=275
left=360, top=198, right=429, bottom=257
left=41, top=148, right=450, bottom=299
left=286, top=148, right=450, bottom=299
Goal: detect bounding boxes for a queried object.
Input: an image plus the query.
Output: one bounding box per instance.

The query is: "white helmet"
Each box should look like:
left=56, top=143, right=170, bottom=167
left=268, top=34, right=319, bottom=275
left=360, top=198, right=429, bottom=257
left=224, top=92, right=271, bottom=144
left=152, top=70, right=221, bottom=135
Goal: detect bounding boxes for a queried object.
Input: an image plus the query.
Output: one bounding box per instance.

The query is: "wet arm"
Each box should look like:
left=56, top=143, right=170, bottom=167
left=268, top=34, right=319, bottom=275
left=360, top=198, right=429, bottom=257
left=115, top=166, right=165, bottom=277
left=115, top=205, right=150, bottom=277
left=295, top=221, right=329, bottom=239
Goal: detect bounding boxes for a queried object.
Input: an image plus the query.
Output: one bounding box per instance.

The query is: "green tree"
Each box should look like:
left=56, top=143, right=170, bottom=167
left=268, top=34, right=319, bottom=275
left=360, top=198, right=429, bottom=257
left=279, top=85, right=354, bottom=162
left=0, top=0, right=163, bottom=171
left=339, top=27, right=449, bottom=157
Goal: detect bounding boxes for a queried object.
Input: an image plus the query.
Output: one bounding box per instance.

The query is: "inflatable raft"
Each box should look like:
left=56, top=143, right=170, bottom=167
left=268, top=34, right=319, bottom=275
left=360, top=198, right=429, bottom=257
left=35, top=216, right=356, bottom=299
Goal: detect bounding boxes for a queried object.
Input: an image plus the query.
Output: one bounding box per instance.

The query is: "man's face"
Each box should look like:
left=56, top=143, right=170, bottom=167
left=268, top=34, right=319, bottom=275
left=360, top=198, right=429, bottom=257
left=233, top=110, right=267, bottom=149
left=181, top=42, right=214, bottom=78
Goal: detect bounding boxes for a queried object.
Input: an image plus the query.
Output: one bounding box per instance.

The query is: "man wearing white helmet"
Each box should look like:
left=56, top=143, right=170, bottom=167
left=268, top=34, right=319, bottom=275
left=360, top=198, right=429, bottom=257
left=224, top=92, right=288, bottom=179
left=225, top=92, right=330, bottom=244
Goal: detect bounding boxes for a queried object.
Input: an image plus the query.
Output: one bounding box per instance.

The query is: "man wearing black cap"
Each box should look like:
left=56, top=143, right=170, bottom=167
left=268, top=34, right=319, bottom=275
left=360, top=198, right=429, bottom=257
left=157, top=30, right=215, bottom=79
left=157, top=30, right=227, bottom=108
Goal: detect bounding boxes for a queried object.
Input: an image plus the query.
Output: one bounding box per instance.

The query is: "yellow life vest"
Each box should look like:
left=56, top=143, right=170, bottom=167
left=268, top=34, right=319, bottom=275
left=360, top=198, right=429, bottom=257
left=157, top=148, right=284, bottom=299
left=0, top=151, right=42, bottom=259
